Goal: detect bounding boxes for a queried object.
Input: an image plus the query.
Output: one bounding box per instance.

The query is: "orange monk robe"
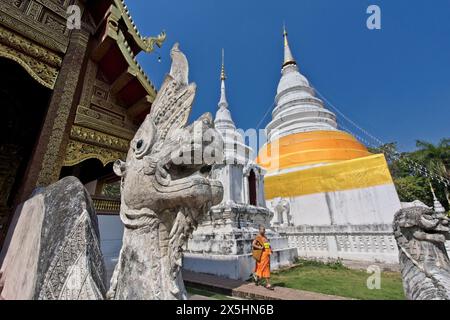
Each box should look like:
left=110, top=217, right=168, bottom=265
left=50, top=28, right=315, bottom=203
left=255, top=238, right=272, bottom=278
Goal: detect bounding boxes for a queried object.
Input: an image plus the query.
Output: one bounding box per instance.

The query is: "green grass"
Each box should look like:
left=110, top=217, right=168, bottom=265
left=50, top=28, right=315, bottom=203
left=271, top=259, right=405, bottom=300
left=186, top=287, right=237, bottom=300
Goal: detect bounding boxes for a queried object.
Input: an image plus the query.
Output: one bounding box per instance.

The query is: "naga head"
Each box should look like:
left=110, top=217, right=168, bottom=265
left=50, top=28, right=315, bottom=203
left=394, top=206, right=450, bottom=244
left=113, top=43, right=223, bottom=225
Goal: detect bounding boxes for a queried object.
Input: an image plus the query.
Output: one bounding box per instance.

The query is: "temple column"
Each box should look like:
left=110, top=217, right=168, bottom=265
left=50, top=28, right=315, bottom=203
left=254, top=169, right=261, bottom=207
left=18, top=28, right=90, bottom=203
left=243, top=170, right=250, bottom=204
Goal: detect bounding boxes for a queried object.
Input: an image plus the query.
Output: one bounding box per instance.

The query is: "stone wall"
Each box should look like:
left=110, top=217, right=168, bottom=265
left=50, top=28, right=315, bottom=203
left=276, top=224, right=399, bottom=264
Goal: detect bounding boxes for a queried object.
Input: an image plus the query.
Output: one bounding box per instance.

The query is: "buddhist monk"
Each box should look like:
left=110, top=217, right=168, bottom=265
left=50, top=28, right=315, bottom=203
left=252, top=225, right=274, bottom=290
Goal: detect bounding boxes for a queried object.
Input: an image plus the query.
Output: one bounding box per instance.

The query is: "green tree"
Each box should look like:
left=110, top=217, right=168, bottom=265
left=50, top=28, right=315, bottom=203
left=414, top=139, right=450, bottom=206
left=371, top=139, right=449, bottom=210
left=393, top=176, right=432, bottom=206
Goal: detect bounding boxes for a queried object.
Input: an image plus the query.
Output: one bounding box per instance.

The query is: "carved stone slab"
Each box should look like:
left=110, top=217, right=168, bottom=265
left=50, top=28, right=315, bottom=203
left=0, top=176, right=107, bottom=300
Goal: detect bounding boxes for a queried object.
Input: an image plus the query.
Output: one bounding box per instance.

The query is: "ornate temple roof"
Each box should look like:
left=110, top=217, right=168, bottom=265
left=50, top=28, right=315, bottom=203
left=116, top=0, right=166, bottom=55
left=63, top=1, right=167, bottom=168
left=88, top=0, right=166, bottom=122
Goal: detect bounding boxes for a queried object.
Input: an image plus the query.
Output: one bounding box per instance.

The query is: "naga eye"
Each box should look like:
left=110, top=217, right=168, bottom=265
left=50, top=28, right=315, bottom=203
left=136, top=139, right=144, bottom=150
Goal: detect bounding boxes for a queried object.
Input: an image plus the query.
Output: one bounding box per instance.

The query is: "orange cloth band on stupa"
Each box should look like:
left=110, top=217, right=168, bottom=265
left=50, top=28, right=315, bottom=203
left=257, top=130, right=371, bottom=172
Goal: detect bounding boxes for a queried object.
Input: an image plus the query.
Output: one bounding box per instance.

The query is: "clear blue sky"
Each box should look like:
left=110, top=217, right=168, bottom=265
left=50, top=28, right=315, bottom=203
left=127, top=0, right=450, bottom=152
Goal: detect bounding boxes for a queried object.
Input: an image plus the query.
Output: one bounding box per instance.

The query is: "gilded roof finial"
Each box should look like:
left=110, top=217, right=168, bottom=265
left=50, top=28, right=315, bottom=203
left=282, top=23, right=297, bottom=68
left=221, top=48, right=226, bottom=80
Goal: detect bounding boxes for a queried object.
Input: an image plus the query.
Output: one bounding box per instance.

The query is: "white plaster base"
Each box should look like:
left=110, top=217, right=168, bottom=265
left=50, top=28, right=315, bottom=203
left=267, top=184, right=402, bottom=226
left=266, top=183, right=402, bottom=265
left=183, top=247, right=298, bottom=280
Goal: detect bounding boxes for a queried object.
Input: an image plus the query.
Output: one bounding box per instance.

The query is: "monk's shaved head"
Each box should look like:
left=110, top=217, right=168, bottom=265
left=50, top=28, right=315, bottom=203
left=259, top=225, right=265, bottom=235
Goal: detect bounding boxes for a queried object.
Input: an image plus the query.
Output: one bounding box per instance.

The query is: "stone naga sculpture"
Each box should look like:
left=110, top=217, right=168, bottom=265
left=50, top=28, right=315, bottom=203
left=393, top=206, right=450, bottom=300
left=107, top=43, right=223, bottom=300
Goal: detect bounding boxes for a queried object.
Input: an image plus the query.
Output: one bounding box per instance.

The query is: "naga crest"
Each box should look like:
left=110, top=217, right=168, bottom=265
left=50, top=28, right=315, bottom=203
left=108, top=43, right=224, bottom=300
left=393, top=206, right=450, bottom=300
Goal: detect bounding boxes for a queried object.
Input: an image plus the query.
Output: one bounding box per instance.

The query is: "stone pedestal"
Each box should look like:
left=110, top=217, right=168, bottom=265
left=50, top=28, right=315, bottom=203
left=184, top=202, right=297, bottom=280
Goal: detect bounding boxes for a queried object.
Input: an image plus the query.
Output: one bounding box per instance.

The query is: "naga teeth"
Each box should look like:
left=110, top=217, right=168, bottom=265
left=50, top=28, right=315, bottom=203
left=156, top=162, right=171, bottom=186
left=157, top=162, right=168, bottom=178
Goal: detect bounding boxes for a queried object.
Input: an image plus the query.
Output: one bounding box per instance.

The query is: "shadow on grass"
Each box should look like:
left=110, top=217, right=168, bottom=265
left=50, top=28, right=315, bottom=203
left=272, top=282, right=286, bottom=288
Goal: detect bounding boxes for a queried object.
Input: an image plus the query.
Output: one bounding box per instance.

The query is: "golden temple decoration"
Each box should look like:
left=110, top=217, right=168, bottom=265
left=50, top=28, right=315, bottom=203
left=0, top=25, right=61, bottom=89
left=141, top=31, right=166, bottom=53
left=282, top=24, right=296, bottom=68
left=69, top=125, right=130, bottom=153
left=63, top=139, right=126, bottom=167
left=220, top=49, right=226, bottom=81
left=116, top=0, right=166, bottom=53
left=65, top=126, right=130, bottom=167
left=283, top=23, right=289, bottom=47
left=116, top=30, right=158, bottom=98
left=36, top=29, right=90, bottom=187
left=92, top=195, right=121, bottom=215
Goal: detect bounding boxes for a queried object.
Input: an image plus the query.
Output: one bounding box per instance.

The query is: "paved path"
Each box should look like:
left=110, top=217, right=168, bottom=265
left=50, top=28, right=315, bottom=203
left=189, top=294, right=214, bottom=300
left=183, top=270, right=349, bottom=300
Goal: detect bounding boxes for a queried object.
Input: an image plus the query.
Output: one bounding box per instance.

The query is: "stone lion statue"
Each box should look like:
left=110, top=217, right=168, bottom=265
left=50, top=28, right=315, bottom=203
left=393, top=206, right=450, bottom=300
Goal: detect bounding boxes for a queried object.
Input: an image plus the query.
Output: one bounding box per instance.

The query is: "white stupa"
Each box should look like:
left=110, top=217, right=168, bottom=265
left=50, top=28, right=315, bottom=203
left=257, top=27, right=402, bottom=264
left=266, top=27, right=338, bottom=142
left=213, top=49, right=252, bottom=165
left=183, top=51, right=297, bottom=279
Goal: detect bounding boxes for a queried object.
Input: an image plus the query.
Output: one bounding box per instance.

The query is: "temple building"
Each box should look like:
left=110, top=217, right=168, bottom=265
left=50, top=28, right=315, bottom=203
left=184, top=52, right=297, bottom=280
left=257, top=28, right=402, bottom=263
left=0, top=0, right=164, bottom=257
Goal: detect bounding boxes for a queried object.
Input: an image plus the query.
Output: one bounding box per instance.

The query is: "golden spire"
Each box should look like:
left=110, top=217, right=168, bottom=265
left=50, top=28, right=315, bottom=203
left=218, top=48, right=228, bottom=108
left=220, top=48, right=226, bottom=80
left=282, top=24, right=297, bottom=68
left=283, top=23, right=289, bottom=47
